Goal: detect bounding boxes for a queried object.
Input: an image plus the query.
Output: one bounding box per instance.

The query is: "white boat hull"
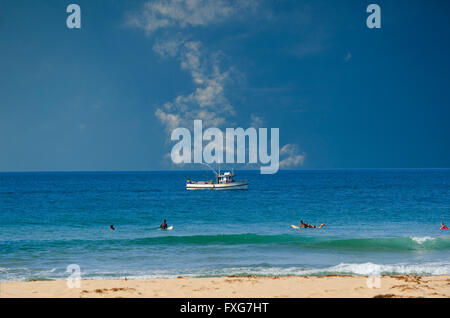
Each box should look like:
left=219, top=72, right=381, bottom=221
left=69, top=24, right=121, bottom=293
left=186, top=181, right=248, bottom=190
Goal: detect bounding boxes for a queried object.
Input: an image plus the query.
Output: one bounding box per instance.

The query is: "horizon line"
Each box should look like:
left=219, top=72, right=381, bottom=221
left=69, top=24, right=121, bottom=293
left=0, top=167, right=449, bottom=174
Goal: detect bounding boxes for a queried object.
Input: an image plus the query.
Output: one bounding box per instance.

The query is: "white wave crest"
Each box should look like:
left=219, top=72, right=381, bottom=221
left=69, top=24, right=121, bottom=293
left=1, top=262, right=449, bottom=281
left=410, top=236, right=434, bottom=244
left=78, top=262, right=450, bottom=279
left=325, top=262, right=450, bottom=276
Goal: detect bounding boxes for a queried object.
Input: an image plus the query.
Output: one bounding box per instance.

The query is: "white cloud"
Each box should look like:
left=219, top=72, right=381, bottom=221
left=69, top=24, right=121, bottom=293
left=127, top=0, right=258, bottom=133
left=127, top=0, right=256, bottom=34
left=153, top=37, right=185, bottom=58
left=127, top=0, right=306, bottom=169
left=154, top=40, right=236, bottom=132
left=250, top=114, right=264, bottom=129
left=280, top=144, right=305, bottom=168
left=155, top=108, right=181, bottom=132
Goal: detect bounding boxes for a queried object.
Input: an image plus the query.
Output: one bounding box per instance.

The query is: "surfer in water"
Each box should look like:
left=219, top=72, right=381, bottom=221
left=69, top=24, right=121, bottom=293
left=110, top=225, right=115, bottom=231
left=441, top=222, right=449, bottom=230
left=160, top=219, right=168, bottom=230
left=300, top=220, right=325, bottom=229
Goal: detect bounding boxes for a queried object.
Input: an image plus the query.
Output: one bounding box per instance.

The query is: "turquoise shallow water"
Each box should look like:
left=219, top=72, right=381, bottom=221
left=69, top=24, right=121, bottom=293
left=0, top=169, right=449, bottom=281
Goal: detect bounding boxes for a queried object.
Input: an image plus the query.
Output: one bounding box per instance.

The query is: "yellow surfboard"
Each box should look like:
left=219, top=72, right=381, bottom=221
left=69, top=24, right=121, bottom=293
left=291, top=224, right=300, bottom=229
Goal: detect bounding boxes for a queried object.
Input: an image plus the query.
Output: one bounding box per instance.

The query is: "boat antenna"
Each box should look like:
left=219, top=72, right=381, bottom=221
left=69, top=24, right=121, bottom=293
left=201, top=162, right=218, bottom=176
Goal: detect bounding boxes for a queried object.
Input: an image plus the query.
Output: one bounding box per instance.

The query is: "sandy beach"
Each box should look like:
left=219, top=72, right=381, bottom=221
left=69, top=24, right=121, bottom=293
left=1, top=275, right=449, bottom=298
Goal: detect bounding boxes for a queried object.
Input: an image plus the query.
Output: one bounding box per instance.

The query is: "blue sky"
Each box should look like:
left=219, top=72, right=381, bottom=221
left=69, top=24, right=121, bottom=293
left=0, top=0, right=449, bottom=171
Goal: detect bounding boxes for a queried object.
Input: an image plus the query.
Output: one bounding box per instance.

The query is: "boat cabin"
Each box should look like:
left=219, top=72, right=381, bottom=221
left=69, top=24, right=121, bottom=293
left=216, top=172, right=235, bottom=184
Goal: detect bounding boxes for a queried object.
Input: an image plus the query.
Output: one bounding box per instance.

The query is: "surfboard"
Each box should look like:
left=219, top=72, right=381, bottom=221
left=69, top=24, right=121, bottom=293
left=291, top=224, right=300, bottom=229
left=159, top=226, right=174, bottom=231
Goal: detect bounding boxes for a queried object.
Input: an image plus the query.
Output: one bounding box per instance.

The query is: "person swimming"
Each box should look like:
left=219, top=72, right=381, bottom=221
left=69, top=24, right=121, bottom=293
left=441, top=222, right=449, bottom=230
left=160, top=219, right=168, bottom=230
left=110, top=225, right=115, bottom=231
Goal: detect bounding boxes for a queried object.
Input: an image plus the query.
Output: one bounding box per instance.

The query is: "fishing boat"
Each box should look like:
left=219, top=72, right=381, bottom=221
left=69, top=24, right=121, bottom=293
left=186, top=171, right=248, bottom=190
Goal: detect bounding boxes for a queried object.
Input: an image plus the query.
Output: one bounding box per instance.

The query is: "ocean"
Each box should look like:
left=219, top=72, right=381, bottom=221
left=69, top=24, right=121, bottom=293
left=0, top=169, right=449, bottom=281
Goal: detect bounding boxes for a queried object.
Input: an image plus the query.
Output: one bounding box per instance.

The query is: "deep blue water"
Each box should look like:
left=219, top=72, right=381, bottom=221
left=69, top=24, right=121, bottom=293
left=0, top=169, right=449, bottom=281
